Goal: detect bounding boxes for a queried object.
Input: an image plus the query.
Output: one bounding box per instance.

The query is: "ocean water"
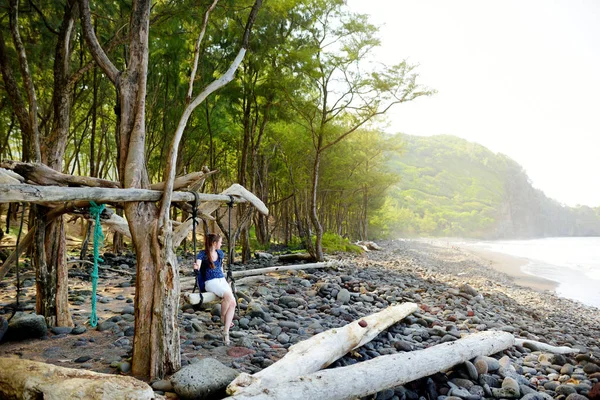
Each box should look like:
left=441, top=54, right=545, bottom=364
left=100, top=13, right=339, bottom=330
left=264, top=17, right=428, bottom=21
left=470, top=237, right=600, bottom=309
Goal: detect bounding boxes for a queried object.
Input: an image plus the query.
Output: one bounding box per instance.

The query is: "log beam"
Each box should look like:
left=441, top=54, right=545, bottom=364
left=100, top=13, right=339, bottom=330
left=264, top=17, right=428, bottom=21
left=0, top=183, right=245, bottom=204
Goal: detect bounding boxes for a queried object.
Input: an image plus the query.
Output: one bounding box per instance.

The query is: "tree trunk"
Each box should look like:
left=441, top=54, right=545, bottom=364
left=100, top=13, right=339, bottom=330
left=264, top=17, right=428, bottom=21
left=309, top=150, right=324, bottom=261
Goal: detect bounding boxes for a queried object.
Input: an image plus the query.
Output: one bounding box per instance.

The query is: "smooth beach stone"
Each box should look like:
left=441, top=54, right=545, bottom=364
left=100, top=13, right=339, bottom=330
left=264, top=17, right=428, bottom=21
left=151, top=379, right=173, bottom=391
left=561, top=364, right=575, bottom=375
left=464, top=360, right=479, bottom=380
left=51, top=326, right=72, bottom=335
left=474, top=358, right=488, bottom=375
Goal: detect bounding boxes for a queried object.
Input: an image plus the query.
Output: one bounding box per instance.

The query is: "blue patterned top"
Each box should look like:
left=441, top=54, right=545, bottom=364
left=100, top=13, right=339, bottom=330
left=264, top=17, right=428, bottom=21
left=196, top=249, right=225, bottom=281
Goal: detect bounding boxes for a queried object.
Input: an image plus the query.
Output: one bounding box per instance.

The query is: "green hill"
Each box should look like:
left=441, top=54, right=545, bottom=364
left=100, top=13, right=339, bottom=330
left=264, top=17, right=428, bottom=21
left=372, top=134, right=600, bottom=239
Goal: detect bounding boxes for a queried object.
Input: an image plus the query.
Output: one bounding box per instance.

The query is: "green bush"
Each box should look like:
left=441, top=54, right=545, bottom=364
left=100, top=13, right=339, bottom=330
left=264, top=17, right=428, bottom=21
left=321, top=232, right=364, bottom=254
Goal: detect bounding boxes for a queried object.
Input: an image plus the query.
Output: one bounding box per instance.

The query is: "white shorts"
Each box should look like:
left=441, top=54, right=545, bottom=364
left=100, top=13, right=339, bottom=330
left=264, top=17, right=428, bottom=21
left=205, top=278, right=233, bottom=298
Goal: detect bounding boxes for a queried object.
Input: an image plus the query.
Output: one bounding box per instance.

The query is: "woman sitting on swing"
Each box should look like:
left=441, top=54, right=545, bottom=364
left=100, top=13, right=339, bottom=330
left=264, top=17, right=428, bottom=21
left=194, top=233, right=236, bottom=345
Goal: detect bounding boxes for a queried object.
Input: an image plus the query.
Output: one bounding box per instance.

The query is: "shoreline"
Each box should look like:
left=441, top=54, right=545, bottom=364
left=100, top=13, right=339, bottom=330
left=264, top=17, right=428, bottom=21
left=423, top=239, right=559, bottom=293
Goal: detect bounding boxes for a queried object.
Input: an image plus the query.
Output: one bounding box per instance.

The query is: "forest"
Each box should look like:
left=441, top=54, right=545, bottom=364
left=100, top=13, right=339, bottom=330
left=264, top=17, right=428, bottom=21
left=375, top=134, right=600, bottom=239
left=0, top=0, right=434, bottom=380
left=2, top=0, right=598, bottom=383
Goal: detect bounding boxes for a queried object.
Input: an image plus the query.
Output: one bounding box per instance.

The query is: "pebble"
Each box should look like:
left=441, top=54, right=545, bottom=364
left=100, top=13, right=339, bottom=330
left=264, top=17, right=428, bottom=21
left=2, top=240, right=600, bottom=400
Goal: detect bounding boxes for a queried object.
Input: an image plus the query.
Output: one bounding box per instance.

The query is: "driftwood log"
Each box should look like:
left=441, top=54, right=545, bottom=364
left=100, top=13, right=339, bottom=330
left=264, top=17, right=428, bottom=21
left=0, top=183, right=257, bottom=204
left=515, top=338, right=580, bottom=354
left=183, top=262, right=335, bottom=305
left=228, top=302, right=419, bottom=395
left=0, top=357, right=154, bottom=399
left=227, top=331, right=515, bottom=400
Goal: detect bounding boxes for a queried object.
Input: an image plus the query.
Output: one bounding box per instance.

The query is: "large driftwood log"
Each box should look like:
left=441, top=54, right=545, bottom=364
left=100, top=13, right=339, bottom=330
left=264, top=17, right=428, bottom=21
left=229, top=261, right=334, bottom=278
left=228, top=302, right=419, bottom=395
left=228, top=331, right=515, bottom=400
left=198, top=183, right=268, bottom=216
left=0, top=183, right=254, bottom=204
left=0, top=168, right=23, bottom=184
left=0, top=160, right=119, bottom=188
left=182, top=262, right=334, bottom=305
left=150, top=168, right=216, bottom=191
left=0, top=357, right=154, bottom=399
left=515, top=338, right=580, bottom=354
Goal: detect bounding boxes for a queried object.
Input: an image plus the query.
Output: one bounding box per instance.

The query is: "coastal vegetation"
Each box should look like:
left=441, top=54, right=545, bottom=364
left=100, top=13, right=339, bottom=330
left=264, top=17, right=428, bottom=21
left=1, top=0, right=599, bottom=385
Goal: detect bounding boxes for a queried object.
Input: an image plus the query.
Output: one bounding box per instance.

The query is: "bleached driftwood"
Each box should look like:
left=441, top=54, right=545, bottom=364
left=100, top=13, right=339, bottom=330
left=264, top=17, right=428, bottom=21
left=357, top=240, right=383, bottom=251
left=515, top=338, right=580, bottom=354
left=230, top=261, right=334, bottom=278
left=150, top=168, right=215, bottom=191
left=0, top=183, right=263, bottom=205
left=0, top=168, right=23, bottom=184
left=0, top=357, right=154, bottom=400
left=228, top=331, right=515, bottom=400
left=198, top=183, right=268, bottom=216
left=228, top=302, right=419, bottom=395
left=0, top=160, right=120, bottom=188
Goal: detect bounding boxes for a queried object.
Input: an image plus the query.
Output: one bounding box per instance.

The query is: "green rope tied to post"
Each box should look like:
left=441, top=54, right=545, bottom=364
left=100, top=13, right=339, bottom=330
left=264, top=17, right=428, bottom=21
left=89, top=201, right=105, bottom=327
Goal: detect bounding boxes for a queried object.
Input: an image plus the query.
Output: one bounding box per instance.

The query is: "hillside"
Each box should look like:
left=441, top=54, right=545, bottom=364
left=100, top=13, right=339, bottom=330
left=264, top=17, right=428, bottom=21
left=374, top=134, right=600, bottom=239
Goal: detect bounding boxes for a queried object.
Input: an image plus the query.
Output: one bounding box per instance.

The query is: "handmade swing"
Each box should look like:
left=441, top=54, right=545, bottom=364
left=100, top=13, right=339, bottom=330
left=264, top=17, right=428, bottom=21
left=185, top=194, right=238, bottom=309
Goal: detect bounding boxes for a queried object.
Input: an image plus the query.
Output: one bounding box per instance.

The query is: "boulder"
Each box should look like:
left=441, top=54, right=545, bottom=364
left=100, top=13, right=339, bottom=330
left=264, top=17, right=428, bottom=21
left=171, top=358, right=238, bottom=400
left=5, top=312, right=47, bottom=341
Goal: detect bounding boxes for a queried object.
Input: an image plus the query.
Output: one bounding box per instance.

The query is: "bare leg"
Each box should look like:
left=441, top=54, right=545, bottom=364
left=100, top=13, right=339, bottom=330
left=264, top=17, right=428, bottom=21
left=222, top=292, right=236, bottom=345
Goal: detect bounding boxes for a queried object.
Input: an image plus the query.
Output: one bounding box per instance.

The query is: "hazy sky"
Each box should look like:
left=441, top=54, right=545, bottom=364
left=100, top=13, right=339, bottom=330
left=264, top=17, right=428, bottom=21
left=347, top=0, right=600, bottom=207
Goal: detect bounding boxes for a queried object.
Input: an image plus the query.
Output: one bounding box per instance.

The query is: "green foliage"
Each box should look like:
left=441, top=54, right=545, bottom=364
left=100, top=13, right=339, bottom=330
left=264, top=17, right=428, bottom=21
left=369, top=133, right=600, bottom=239
left=321, top=232, right=364, bottom=254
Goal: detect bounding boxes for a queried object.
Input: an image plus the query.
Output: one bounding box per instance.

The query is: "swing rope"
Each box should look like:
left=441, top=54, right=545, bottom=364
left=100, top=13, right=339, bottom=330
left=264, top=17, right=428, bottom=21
left=190, top=192, right=204, bottom=306
left=89, top=201, right=105, bottom=327
left=8, top=202, right=27, bottom=322
left=226, top=195, right=240, bottom=314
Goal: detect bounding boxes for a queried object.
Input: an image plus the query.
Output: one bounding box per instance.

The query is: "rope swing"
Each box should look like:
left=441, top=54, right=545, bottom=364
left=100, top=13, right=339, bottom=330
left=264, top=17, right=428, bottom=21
left=88, top=201, right=105, bottom=327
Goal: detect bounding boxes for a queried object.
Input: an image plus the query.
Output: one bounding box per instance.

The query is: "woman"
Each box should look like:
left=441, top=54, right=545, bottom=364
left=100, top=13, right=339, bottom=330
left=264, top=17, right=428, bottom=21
left=194, top=233, right=236, bottom=345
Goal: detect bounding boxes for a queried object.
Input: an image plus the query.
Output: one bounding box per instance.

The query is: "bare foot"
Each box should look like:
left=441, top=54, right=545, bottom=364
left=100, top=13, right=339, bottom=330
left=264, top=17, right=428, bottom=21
left=223, top=332, right=230, bottom=346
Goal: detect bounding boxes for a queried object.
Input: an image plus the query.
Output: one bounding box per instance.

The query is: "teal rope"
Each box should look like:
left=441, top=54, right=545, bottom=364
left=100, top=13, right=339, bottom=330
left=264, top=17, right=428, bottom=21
left=89, top=201, right=105, bottom=327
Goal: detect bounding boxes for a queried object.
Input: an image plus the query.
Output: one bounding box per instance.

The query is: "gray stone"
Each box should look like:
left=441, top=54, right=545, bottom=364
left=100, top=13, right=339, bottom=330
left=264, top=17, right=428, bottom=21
left=152, top=379, right=173, bottom=391
left=171, top=358, right=239, bottom=400
left=277, top=333, right=290, bottom=344
left=278, top=321, right=300, bottom=329
left=120, top=306, right=135, bottom=315
left=565, top=394, right=589, bottom=400
left=118, top=361, right=131, bottom=373
left=6, top=312, right=47, bottom=340
left=51, top=326, right=72, bottom=335
left=464, top=360, right=478, bottom=380
left=555, top=385, right=577, bottom=396
left=336, top=289, right=351, bottom=304
left=560, top=364, right=574, bottom=375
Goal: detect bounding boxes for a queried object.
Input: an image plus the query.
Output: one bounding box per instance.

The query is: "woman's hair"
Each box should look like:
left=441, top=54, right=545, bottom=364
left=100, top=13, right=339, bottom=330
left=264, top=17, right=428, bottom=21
left=204, top=233, right=221, bottom=269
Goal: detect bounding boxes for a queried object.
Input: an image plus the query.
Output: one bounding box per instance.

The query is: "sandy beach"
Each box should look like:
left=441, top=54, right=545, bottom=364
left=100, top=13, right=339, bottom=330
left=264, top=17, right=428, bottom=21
left=424, top=239, right=559, bottom=293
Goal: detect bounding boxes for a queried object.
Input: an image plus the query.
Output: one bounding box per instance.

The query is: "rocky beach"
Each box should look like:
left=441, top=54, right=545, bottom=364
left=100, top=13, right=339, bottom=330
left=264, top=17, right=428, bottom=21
left=1, top=239, right=600, bottom=399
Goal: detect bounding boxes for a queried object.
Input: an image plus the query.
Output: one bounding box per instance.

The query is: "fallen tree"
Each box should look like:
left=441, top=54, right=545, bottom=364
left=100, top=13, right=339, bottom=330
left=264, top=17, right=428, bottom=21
left=0, top=357, right=154, bottom=400
left=227, top=331, right=515, bottom=400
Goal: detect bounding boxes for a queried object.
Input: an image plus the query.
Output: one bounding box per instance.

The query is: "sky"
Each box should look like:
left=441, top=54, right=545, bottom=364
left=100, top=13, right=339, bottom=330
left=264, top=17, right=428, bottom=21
left=347, top=0, right=600, bottom=207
